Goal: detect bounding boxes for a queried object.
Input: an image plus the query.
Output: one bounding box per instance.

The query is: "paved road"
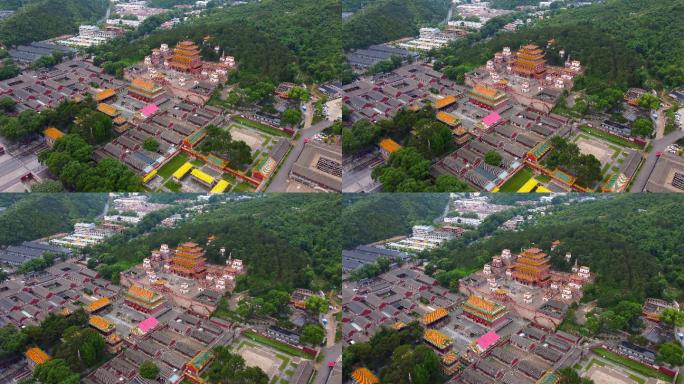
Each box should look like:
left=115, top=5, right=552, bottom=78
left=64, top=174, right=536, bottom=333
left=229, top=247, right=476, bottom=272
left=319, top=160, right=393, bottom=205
left=655, top=107, right=666, bottom=139
left=314, top=343, right=342, bottom=384
left=324, top=308, right=339, bottom=348
left=630, top=129, right=684, bottom=191
left=303, top=100, right=314, bottom=129
left=266, top=119, right=333, bottom=192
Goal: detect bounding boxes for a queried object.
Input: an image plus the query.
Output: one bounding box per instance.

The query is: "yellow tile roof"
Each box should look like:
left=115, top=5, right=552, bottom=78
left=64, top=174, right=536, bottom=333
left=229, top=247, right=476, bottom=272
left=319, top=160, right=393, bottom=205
left=442, top=351, right=458, bottom=365
left=435, top=95, right=457, bottom=109
left=143, top=169, right=157, bottom=183
left=131, top=78, right=159, bottom=92
left=210, top=179, right=229, bottom=193
left=172, top=162, right=193, bottom=180
left=106, top=334, right=121, bottom=344
left=89, top=315, right=114, bottom=332
left=95, top=88, right=116, bottom=101
left=43, top=127, right=65, bottom=140
left=127, top=285, right=155, bottom=301
left=378, top=138, right=401, bottom=154
left=25, top=347, right=50, bottom=365
left=473, top=84, right=498, bottom=99
left=421, top=307, right=449, bottom=325
left=436, top=111, right=459, bottom=126
left=87, top=297, right=111, bottom=312
left=351, top=367, right=379, bottom=384
left=392, top=322, right=406, bottom=330
left=465, top=295, right=497, bottom=312
left=191, top=168, right=215, bottom=185
left=424, top=329, right=452, bottom=349
left=97, top=103, right=119, bottom=117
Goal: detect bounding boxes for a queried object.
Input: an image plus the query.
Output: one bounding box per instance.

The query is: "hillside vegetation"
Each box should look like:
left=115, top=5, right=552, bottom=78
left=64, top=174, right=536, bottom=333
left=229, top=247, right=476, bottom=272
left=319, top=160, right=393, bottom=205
left=432, top=0, right=684, bottom=93
left=342, top=193, right=449, bottom=249
left=93, top=0, right=344, bottom=84
left=88, top=194, right=341, bottom=298
left=0, top=0, right=109, bottom=46
left=0, top=194, right=107, bottom=246
left=423, top=194, right=684, bottom=308
left=343, top=0, right=451, bottom=50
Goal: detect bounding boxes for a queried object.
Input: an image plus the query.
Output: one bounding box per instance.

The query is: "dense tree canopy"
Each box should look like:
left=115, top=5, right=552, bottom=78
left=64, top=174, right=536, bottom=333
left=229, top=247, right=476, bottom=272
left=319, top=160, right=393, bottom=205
left=343, top=322, right=443, bottom=383
left=542, top=136, right=602, bottom=188
left=0, top=0, right=109, bottom=46
left=431, top=0, right=684, bottom=95
left=343, top=0, right=451, bottom=50
left=420, top=194, right=684, bottom=315
left=342, top=193, right=448, bottom=249
left=38, top=134, right=142, bottom=192
left=89, top=194, right=341, bottom=299
left=198, top=125, right=253, bottom=169
left=93, top=0, right=344, bottom=85
left=0, top=194, right=105, bottom=246
left=139, top=361, right=159, bottom=379
left=300, top=324, right=325, bottom=345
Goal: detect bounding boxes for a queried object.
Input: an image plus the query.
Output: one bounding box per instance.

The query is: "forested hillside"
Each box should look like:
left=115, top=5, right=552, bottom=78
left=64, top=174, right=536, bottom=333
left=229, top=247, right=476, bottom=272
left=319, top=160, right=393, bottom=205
left=147, top=0, right=195, bottom=8
left=88, top=194, right=341, bottom=299
left=0, top=0, right=37, bottom=10
left=432, top=0, right=684, bottom=94
left=343, top=0, right=451, bottom=50
left=0, top=0, right=109, bottom=46
left=93, top=0, right=344, bottom=84
left=490, top=0, right=540, bottom=9
left=342, top=0, right=373, bottom=13
left=0, top=194, right=107, bottom=246
left=342, top=193, right=449, bottom=249
left=423, top=194, right=684, bottom=310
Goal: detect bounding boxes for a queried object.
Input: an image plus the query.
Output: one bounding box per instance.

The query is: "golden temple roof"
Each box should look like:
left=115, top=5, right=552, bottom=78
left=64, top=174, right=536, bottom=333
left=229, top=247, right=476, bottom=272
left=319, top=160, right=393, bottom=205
left=424, top=329, right=452, bottom=349
left=421, top=307, right=449, bottom=325
left=351, top=368, right=379, bottom=384
left=25, top=347, right=50, bottom=365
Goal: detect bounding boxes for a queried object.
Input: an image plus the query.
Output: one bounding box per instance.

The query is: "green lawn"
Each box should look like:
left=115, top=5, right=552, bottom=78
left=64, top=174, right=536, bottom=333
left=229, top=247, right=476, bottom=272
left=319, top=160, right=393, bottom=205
left=579, top=126, right=642, bottom=149
left=222, top=173, right=237, bottom=184
left=164, top=180, right=182, bottom=192
left=232, top=182, right=255, bottom=192
left=190, top=159, right=204, bottom=167
left=242, top=331, right=312, bottom=359
left=591, top=348, right=672, bottom=381
left=535, top=174, right=552, bottom=183
left=585, top=358, right=606, bottom=371
left=601, top=163, right=610, bottom=175
left=276, top=354, right=290, bottom=371
left=499, top=167, right=534, bottom=192
left=233, top=116, right=290, bottom=137
left=157, top=153, right=189, bottom=179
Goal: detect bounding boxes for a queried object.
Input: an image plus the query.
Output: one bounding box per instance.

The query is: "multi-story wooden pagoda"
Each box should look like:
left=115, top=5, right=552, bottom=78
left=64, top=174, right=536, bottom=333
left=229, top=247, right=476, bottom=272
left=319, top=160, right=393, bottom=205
left=462, top=294, right=507, bottom=327
left=171, top=242, right=207, bottom=278
left=512, top=44, right=546, bottom=78
left=170, top=40, right=202, bottom=72
left=512, top=247, right=551, bottom=286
